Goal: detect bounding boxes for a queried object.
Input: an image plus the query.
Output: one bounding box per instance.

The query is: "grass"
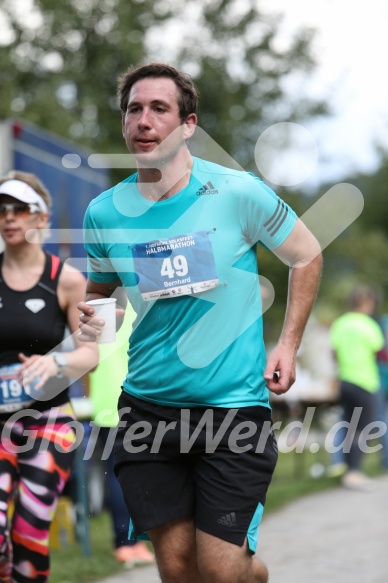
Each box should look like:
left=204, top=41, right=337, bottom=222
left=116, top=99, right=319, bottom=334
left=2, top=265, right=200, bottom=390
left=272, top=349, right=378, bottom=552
left=265, top=451, right=337, bottom=514
left=49, top=448, right=383, bottom=583
left=266, top=443, right=383, bottom=513
left=50, top=511, right=126, bottom=583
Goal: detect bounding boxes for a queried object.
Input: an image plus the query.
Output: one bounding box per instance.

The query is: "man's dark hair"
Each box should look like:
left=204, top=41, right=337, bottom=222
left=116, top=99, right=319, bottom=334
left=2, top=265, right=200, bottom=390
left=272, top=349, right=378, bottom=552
left=117, top=62, right=199, bottom=122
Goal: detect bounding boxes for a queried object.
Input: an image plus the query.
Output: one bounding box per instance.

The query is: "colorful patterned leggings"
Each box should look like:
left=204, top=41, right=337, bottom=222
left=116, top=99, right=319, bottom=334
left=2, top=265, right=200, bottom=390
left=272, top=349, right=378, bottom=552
left=0, top=404, right=76, bottom=583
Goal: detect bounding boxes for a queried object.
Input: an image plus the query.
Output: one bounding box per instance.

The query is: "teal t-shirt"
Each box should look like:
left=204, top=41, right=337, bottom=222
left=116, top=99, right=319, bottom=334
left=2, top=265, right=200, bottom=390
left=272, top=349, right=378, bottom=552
left=84, top=157, right=297, bottom=408
left=330, top=312, right=385, bottom=392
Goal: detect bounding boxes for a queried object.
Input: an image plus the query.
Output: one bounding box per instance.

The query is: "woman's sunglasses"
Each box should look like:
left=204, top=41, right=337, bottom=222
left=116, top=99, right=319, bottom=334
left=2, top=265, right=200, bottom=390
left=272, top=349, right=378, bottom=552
left=0, top=202, right=41, bottom=217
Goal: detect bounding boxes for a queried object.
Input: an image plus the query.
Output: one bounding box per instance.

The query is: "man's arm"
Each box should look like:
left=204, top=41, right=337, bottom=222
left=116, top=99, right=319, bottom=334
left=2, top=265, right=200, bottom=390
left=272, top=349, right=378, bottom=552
left=264, top=219, right=323, bottom=394
left=78, top=278, right=127, bottom=342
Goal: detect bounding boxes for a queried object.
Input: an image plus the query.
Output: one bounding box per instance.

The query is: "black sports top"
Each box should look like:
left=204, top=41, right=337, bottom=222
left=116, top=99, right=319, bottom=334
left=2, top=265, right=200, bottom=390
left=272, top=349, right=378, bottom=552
left=0, top=252, right=70, bottom=418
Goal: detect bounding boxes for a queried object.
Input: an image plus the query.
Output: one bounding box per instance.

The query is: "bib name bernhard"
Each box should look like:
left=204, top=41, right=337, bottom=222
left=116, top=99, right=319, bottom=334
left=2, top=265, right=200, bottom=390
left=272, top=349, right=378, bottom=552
left=164, top=277, right=191, bottom=288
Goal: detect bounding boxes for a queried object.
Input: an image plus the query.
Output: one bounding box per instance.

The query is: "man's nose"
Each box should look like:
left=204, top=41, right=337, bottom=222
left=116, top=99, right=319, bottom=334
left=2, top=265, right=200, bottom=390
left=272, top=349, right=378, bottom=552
left=138, top=108, right=152, bottom=128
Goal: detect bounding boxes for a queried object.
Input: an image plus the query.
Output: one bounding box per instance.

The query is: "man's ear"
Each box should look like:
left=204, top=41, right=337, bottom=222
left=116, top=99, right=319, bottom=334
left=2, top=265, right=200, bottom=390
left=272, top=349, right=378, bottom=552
left=183, top=113, right=197, bottom=140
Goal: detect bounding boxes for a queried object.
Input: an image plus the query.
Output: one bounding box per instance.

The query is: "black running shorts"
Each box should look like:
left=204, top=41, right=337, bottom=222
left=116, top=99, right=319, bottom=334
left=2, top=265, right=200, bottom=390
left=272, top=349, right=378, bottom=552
left=114, top=391, right=278, bottom=551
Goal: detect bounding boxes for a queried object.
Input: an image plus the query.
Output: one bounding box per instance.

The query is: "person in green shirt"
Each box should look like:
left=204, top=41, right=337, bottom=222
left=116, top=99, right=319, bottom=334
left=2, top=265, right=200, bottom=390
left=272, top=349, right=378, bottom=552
left=89, top=307, right=154, bottom=567
left=330, top=285, right=385, bottom=489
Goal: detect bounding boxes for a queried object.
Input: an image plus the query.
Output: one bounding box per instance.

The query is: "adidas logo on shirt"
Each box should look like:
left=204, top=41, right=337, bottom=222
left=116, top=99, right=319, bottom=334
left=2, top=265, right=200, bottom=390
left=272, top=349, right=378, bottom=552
left=217, top=512, right=237, bottom=527
left=196, top=181, right=218, bottom=195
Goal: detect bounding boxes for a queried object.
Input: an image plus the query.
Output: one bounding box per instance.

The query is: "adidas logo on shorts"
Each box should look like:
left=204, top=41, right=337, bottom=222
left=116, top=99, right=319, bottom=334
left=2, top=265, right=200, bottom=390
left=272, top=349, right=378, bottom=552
left=217, top=512, right=237, bottom=527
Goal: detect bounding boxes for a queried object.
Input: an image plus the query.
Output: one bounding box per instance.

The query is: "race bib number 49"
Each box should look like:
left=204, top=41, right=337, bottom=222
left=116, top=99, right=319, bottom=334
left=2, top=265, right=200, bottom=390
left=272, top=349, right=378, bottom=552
left=132, top=231, right=219, bottom=301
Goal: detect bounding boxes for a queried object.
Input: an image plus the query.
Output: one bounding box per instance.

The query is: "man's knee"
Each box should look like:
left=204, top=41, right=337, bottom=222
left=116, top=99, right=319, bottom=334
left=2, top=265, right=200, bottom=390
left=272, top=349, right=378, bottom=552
left=199, top=562, right=268, bottom=583
left=158, top=564, right=189, bottom=583
left=149, top=517, right=200, bottom=582
left=252, top=556, right=269, bottom=583
left=200, top=563, right=246, bottom=583
left=157, top=551, right=199, bottom=583
left=198, top=547, right=268, bottom=583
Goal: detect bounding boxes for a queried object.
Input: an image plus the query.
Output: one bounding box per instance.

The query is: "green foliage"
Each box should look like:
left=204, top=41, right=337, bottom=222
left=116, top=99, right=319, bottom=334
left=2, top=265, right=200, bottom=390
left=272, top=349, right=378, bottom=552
left=312, top=156, right=388, bottom=320
left=0, top=0, right=153, bottom=152
left=351, top=157, right=388, bottom=235
left=0, top=0, right=325, bottom=169
left=321, top=227, right=388, bottom=313
left=167, top=0, right=326, bottom=171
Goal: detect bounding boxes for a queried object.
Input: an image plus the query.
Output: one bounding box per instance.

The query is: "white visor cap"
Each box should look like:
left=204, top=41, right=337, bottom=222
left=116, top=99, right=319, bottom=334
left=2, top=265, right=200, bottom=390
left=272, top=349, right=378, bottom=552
left=0, top=179, right=48, bottom=213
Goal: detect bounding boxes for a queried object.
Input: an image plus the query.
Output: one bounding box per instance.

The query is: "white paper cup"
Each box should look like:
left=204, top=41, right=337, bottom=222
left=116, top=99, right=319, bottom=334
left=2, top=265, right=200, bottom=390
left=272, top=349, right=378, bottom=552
left=86, top=298, right=117, bottom=343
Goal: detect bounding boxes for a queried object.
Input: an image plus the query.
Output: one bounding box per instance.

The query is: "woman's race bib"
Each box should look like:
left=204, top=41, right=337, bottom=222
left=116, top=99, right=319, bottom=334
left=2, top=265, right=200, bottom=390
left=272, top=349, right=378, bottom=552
left=132, top=231, right=219, bottom=301
left=0, top=363, right=40, bottom=413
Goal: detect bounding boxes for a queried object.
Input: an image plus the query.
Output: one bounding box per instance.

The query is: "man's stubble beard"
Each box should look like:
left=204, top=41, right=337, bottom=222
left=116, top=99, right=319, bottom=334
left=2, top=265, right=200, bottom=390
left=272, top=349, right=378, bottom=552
left=130, top=131, right=186, bottom=170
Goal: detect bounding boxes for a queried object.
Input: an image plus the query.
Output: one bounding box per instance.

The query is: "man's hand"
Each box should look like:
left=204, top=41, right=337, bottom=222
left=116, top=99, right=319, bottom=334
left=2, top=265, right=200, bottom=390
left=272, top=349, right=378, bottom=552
left=77, top=301, right=104, bottom=342
left=78, top=278, right=128, bottom=341
left=77, top=300, right=126, bottom=342
left=264, top=343, right=297, bottom=395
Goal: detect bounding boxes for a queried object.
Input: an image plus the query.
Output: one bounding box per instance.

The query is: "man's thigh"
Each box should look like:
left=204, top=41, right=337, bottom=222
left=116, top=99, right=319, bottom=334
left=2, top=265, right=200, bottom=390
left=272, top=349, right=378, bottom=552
left=116, top=460, right=195, bottom=536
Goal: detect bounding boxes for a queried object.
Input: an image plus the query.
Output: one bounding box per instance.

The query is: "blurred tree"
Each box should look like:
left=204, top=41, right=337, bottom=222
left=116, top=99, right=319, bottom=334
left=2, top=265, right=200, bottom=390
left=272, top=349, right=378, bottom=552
left=0, top=0, right=326, bottom=167
left=0, top=0, right=329, bottom=335
left=349, top=155, right=388, bottom=236
left=319, top=227, right=388, bottom=323
left=307, top=156, right=388, bottom=323
left=260, top=148, right=388, bottom=336
left=155, top=0, right=327, bottom=172
left=0, top=0, right=169, bottom=153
